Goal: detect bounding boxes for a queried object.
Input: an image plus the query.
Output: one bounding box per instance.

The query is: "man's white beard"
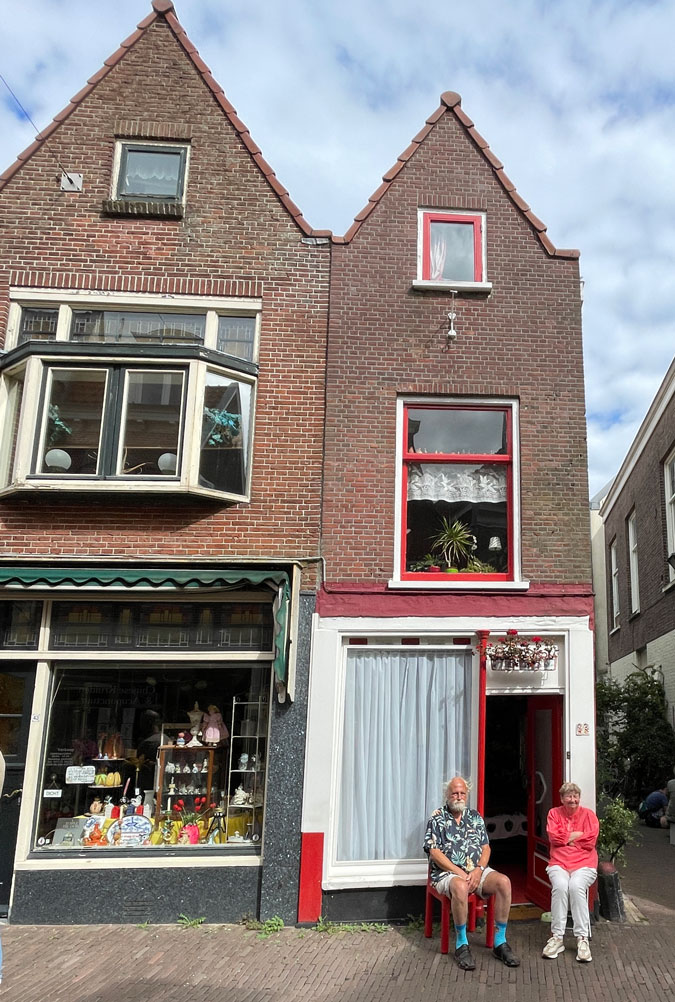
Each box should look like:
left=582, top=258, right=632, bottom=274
left=450, top=798, right=466, bottom=815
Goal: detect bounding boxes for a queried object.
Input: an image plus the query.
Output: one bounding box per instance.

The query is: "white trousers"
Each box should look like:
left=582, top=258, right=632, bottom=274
left=546, top=865, right=596, bottom=939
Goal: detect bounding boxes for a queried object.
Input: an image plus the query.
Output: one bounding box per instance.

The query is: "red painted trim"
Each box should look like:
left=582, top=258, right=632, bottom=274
left=476, top=630, right=489, bottom=816
left=317, top=586, right=595, bottom=620
left=297, top=831, right=324, bottom=923
left=421, top=212, right=483, bottom=281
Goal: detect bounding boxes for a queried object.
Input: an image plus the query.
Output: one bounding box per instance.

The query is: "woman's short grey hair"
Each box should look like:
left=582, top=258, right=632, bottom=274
left=559, top=782, right=581, bottom=797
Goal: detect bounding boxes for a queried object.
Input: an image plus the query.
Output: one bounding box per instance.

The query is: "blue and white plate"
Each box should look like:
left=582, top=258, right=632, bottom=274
left=106, top=814, right=153, bottom=846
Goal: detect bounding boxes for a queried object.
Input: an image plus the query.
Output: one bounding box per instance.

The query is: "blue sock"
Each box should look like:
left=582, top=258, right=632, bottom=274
left=494, top=920, right=507, bottom=947
left=455, top=923, right=468, bottom=948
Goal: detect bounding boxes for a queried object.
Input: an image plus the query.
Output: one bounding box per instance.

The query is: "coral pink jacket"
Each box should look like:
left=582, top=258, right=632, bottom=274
left=546, top=805, right=599, bottom=871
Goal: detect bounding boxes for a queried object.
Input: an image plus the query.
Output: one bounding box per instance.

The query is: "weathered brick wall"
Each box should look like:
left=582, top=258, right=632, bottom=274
left=323, top=107, right=590, bottom=587
left=605, top=390, right=675, bottom=660
left=0, top=18, right=328, bottom=577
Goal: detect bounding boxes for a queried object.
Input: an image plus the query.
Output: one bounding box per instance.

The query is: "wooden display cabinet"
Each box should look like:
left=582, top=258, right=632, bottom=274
left=154, top=744, right=224, bottom=821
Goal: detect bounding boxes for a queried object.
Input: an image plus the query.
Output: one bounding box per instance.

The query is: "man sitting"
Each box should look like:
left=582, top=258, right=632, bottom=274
left=423, top=776, right=520, bottom=971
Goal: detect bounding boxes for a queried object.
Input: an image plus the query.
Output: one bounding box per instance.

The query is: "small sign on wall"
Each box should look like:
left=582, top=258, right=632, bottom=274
left=575, top=723, right=590, bottom=736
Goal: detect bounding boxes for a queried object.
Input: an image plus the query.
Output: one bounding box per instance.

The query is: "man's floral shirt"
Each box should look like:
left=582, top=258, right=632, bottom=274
left=423, top=805, right=489, bottom=884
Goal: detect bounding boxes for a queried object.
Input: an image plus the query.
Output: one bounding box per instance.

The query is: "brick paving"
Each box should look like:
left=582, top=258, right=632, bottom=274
left=2, top=827, right=673, bottom=1002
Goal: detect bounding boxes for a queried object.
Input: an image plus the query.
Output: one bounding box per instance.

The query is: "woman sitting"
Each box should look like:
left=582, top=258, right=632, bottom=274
left=542, top=782, right=598, bottom=964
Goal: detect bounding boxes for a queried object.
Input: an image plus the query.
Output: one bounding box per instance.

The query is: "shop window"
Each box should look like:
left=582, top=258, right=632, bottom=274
left=36, top=661, right=269, bottom=852
left=337, top=648, right=472, bottom=861
left=0, top=601, right=42, bottom=650
left=400, top=402, right=515, bottom=581
left=115, top=143, right=188, bottom=202
left=416, top=210, right=489, bottom=288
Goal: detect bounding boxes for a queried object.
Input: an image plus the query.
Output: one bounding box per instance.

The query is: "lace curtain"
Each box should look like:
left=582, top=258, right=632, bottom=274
left=337, top=649, right=473, bottom=861
left=407, top=464, right=507, bottom=503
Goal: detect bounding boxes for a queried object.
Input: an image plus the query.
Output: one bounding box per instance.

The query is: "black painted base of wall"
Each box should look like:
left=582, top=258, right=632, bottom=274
left=322, top=886, right=426, bottom=922
left=10, top=867, right=261, bottom=924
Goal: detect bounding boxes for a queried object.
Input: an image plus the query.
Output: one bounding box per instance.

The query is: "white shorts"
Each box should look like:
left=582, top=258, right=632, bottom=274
left=435, top=865, right=495, bottom=899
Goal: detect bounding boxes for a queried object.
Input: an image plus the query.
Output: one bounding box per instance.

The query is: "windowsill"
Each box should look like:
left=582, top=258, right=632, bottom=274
left=18, top=853, right=261, bottom=871
left=101, top=199, right=184, bottom=219
left=388, top=578, right=530, bottom=591
left=628, top=609, right=640, bottom=620
left=0, top=480, right=248, bottom=503
left=609, top=626, right=620, bottom=635
left=411, top=279, right=493, bottom=294
left=662, top=578, right=675, bottom=594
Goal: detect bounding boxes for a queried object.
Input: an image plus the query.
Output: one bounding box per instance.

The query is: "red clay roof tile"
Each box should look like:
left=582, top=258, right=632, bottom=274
left=120, top=29, right=144, bottom=48
left=339, top=90, right=578, bottom=258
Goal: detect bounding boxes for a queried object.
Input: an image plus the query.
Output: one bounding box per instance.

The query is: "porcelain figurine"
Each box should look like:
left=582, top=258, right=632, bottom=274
left=238, top=752, right=249, bottom=771
left=176, top=732, right=186, bottom=747
left=231, top=784, right=249, bottom=806
left=201, top=705, right=229, bottom=745
left=201, top=757, right=208, bottom=773
left=89, top=796, right=104, bottom=815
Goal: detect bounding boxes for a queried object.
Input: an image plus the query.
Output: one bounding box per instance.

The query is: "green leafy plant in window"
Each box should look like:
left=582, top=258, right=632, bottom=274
left=430, top=517, right=476, bottom=571
left=203, top=408, right=241, bottom=446
left=47, top=404, right=72, bottom=446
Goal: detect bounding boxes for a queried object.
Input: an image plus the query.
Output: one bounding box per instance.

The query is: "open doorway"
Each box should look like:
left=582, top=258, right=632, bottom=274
left=484, top=695, right=528, bottom=903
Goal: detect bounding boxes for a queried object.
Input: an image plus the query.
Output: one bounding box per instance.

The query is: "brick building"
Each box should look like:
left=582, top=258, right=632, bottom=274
left=598, top=359, right=675, bottom=716
left=0, top=1, right=328, bottom=923
left=300, top=92, right=595, bottom=920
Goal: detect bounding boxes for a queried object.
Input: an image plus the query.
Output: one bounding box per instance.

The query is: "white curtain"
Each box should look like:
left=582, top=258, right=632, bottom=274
left=407, top=463, right=506, bottom=503
left=337, top=649, right=473, bottom=861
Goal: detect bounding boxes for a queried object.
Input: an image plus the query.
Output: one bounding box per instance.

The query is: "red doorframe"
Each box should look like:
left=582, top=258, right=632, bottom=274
left=525, top=694, right=563, bottom=909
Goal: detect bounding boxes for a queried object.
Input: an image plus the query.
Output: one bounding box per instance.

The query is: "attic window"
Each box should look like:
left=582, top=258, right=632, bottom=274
left=116, top=143, right=188, bottom=202
left=413, top=210, right=492, bottom=293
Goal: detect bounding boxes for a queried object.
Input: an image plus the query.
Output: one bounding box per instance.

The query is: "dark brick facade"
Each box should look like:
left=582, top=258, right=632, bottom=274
left=323, top=104, right=591, bottom=596
left=604, top=383, right=675, bottom=661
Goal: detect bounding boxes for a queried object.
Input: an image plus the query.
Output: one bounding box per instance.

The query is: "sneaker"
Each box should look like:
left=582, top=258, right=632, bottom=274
left=542, top=935, right=565, bottom=959
left=576, top=937, right=592, bottom=963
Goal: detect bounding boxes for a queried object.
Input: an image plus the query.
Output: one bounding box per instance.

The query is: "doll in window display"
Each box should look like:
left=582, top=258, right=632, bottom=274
left=201, top=705, right=229, bottom=745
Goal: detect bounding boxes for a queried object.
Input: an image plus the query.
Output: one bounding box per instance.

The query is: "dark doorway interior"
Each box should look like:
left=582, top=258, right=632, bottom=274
left=484, top=695, right=528, bottom=903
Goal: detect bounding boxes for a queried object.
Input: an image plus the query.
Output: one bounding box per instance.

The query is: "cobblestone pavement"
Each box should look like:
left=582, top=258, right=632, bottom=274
left=2, top=826, right=673, bottom=1002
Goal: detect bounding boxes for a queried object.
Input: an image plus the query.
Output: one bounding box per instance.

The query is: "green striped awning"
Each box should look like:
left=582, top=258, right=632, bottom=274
left=0, top=566, right=291, bottom=688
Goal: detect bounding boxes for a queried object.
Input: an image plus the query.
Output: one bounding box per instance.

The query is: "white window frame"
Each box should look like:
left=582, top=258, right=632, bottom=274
left=1, top=291, right=261, bottom=502
left=627, top=510, right=639, bottom=614
left=610, top=539, right=620, bottom=630
left=390, top=396, right=527, bottom=590
left=111, top=140, right=190, bottom=205
left=5, top=289, right=261, bottom=360
left=412, top=208, right=492, bottom=293
left=665, top=447, right=675, bottom=582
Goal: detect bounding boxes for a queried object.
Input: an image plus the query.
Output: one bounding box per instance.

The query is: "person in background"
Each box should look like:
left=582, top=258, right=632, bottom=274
left=542, top=782, right=598, bottom=964
left=424, top=776, right=520, bottom=972
left=639, top=785, right=669, bottom=828
left=665, top=766, right=675, bottom=828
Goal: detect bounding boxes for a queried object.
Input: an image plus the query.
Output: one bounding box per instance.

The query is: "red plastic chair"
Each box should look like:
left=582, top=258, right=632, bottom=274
left=424, top=872, right=495, bottom=953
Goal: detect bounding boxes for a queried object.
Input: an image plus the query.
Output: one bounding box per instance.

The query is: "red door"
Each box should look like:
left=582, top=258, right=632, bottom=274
left=525, top=695, right=563, bottom=909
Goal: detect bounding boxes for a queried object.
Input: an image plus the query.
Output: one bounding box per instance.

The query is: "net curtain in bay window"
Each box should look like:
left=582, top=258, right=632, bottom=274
left=337, top=649, right=473, bottom=861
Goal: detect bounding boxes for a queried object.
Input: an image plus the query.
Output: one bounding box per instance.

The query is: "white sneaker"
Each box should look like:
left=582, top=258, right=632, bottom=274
left=542, top=936, right=565, bottom=959
left=576, top=937, right=592, bottom=962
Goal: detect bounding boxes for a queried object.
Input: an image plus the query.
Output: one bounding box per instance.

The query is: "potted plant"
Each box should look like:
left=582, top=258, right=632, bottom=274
left=596, top=795, right=639, bottom=922
left=430, top=517, right=476, bottom=571
left=409, top=553, right=441, bottom=573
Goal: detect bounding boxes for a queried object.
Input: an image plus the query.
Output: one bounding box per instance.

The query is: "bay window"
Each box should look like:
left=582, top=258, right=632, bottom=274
left=399, top=400, right=518, bottom=582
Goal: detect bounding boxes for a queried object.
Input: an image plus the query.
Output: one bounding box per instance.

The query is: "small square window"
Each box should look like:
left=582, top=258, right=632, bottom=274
left=418, top=211, right=485, bottom=284
left=115, top=143, right=188, bottom=203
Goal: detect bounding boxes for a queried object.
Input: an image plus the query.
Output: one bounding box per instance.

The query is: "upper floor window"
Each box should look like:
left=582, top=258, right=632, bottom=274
left=414, top=211, right=491, bottom=292
left=665, top=447, right=675, bottom=581
left=398, top=400, right=517, bottom=583
left=115, top=143, right=188, bottom=203
left=0, top=292, right=260, bottom=501
left=8, top=296, right=258, bottom=363
left=627, top=510, right=639, bottom=614
left=610, top=539, right=620, bottom=630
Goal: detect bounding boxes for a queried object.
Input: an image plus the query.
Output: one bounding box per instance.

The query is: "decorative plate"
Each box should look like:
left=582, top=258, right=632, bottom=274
left=106, top=814, right=153, bottom=846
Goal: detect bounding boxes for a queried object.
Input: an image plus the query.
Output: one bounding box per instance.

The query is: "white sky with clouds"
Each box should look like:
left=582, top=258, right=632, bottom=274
left=1, top=0, right=673, bottom=497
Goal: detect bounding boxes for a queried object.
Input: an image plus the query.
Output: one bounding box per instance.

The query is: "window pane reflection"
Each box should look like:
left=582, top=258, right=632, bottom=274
left=38, top=369, right=107, bottom=475
left=118, top=371, right=184, bottom=476
left=199, top=372, right=251, bottom=495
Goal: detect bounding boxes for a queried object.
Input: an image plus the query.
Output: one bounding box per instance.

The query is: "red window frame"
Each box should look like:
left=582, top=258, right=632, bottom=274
left=401, top=403, right=513, bottom=582
left=421, top=212, right=483, bottom=282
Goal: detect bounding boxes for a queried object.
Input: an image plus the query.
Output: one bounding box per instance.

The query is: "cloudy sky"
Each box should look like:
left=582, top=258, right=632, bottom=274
left=1, top=0, right=673, bottom=496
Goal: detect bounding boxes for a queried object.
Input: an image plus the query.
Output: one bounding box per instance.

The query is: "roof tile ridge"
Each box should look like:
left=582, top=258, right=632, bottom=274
left=443, top=92, right=580, bottom=260
left=161, top=2, right=319, bottom=237
left=336, top=89, right=580, bottom=259
left=0, top=6, right=162, bottom=192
